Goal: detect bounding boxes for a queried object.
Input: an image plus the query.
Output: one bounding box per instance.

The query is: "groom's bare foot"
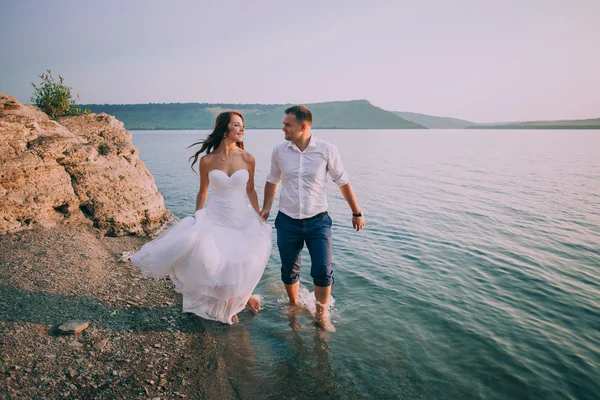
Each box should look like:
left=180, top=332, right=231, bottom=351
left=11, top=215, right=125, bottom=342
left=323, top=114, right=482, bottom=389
left=247, top=296, right=261, bottom=313
left=315, top=305, right=336, bottom=332
left=315, top=316, right=336, bottom=333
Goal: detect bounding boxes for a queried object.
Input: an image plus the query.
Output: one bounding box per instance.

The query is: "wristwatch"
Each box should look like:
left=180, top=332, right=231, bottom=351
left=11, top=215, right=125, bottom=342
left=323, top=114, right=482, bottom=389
left=352, top=212, right=362, bottom=217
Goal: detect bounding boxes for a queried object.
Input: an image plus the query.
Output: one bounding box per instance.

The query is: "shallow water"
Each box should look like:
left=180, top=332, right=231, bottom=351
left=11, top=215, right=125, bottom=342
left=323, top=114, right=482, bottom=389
left=133, top=129, right=600, bottom=399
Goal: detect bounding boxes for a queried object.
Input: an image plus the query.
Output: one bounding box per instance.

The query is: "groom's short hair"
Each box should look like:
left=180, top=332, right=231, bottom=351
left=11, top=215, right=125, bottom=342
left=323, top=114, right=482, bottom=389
left=285, top=105, right=313, bottom=126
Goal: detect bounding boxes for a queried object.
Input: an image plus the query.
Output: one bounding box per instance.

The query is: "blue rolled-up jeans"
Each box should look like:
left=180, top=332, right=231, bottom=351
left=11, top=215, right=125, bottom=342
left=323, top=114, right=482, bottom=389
left=275, top=211, right=333, bottom=287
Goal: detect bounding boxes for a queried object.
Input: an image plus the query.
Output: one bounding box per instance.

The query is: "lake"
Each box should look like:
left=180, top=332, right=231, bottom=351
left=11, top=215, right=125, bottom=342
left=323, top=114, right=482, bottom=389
left=133, top=129, right=600, bottom=399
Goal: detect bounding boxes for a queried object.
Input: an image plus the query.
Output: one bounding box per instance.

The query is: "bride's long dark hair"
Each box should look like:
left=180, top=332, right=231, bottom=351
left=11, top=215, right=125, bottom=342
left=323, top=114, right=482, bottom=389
left=188, top=111, right=245, bottom=172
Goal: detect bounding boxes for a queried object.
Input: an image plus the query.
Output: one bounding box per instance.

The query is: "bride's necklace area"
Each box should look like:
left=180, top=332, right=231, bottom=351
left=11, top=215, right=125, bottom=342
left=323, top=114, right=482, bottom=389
left=217, top=137, right=239, bottom=160
left=218, top=149, right=236, bottom=161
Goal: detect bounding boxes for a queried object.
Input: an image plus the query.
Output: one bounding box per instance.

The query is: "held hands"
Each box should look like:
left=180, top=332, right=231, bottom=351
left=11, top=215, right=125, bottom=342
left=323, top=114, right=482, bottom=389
left=259, top=209, right=270, bottom=221
left=352, top=215, right=365, bottom=232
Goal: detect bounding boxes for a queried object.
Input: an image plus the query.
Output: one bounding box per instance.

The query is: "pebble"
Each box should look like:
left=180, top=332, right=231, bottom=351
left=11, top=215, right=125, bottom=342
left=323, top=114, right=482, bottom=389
left=58, top=321, right=89, bottom=334
left=93, top=338, right=108, bottom=351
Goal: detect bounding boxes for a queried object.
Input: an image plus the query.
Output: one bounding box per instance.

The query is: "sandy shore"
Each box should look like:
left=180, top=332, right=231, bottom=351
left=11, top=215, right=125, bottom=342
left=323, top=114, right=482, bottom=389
left=0, top=226, right=240, bottom=399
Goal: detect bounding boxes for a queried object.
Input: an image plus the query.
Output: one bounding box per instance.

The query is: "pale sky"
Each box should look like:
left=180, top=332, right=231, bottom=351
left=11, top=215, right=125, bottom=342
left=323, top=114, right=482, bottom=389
left=1, top=0, right=598, bottom=122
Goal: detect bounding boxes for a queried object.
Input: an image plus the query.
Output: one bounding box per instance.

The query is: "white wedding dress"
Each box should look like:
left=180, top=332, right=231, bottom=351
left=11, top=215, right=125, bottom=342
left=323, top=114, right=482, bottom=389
left=130, top=169, right=272, bottom=324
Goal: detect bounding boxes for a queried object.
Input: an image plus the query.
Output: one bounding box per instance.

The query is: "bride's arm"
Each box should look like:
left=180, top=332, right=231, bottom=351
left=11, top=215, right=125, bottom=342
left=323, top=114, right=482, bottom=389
left=245, top=154, right=260, bottom=214
left=195, top=156, right=210, bottom=211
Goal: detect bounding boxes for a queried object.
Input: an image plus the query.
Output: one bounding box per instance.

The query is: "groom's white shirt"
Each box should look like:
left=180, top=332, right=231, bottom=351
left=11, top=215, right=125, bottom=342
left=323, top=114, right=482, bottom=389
left=266, top=135, right=348, bottom=219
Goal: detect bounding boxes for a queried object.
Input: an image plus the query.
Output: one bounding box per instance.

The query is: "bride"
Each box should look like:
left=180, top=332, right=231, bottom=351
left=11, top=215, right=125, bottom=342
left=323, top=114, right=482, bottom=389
left=130, top=111, right=272, bottom=324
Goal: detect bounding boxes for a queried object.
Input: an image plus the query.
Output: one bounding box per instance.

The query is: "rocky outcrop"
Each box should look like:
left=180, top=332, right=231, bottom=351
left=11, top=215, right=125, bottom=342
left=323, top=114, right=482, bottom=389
left=0, top=94, right=171, bottom=236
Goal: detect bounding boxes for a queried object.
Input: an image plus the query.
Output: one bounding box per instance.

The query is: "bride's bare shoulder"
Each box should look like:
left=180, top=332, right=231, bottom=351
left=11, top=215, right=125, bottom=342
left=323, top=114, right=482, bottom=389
left=199, top=153, right=217, bottom=169
left=240, top=150, right=255, bottom=163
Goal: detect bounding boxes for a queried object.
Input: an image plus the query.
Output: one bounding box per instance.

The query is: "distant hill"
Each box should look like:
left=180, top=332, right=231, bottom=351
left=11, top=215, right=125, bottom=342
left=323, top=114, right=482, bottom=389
left=82, top=103, right=279, bottom=130
left=466, top=118, right=600, bottom=129
left=81, top=100, right=425, bottom=130
left=394, top=111, right=474, bottom=129
left=394, top=112, right=600, bottom=130
left=248, top=100, right=425, bottom=129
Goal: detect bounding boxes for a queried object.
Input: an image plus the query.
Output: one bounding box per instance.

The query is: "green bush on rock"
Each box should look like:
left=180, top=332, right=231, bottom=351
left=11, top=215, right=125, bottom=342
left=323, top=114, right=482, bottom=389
left=31, top=69, right=90, bottom=119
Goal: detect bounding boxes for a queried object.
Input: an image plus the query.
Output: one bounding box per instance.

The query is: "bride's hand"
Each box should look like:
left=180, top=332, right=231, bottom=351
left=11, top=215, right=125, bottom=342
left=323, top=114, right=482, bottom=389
left=253, top=209, right=266, bottom=223
left=259, top=209, right=270, bottom=221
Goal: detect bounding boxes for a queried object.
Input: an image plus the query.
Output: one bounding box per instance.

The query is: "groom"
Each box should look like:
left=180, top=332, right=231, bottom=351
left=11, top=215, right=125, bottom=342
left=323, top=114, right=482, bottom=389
left=260, top=105, right=365, bottom=331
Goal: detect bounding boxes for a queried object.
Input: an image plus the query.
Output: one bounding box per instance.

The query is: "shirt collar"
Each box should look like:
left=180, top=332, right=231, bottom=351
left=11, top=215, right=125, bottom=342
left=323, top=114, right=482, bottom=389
left=287, top=135, right=317, bottom=152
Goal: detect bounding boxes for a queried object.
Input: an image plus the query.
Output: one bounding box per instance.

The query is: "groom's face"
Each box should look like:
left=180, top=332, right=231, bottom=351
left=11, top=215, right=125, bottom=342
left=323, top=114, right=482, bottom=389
left=282, top=113, right=303, bottom=141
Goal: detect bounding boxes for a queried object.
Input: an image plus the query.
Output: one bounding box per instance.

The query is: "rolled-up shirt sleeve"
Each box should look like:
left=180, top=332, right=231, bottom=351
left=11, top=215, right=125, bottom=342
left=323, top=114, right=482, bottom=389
left=266, top=146, right=282, bottom=184
left=327, top=145, right=349, bottom=187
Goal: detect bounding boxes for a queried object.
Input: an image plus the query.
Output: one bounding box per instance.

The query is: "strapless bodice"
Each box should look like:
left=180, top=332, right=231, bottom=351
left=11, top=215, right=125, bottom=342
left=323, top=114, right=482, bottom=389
left=205, top=169, right=254, bottom=228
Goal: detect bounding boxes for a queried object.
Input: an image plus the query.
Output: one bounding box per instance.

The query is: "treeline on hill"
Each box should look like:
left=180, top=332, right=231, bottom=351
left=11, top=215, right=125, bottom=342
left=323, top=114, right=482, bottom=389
left=467, top=118, right=600, bottom=130
left=81, top=100, right=426, bottom=130
left=81, top=103, right=281, bottom=130
left=85, top=103, right=282, bottom=113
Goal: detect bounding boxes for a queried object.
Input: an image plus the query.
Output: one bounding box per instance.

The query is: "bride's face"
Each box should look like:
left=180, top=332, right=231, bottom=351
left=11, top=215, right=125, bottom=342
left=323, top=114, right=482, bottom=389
left=226, top=115, right=245, bottom=143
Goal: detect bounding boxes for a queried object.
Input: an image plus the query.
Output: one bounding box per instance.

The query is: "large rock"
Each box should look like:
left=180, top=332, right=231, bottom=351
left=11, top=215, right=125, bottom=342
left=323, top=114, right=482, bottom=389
left=0, top=94, right=172, bottom=236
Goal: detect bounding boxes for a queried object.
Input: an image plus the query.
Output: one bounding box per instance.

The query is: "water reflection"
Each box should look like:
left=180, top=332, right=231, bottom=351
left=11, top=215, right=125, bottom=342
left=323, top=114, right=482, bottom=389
left=263, top=306, right=338, bottom=399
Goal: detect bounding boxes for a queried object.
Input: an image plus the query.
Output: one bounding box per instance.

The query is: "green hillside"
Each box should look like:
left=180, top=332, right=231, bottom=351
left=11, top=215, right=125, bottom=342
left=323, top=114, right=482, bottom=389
left=82, top=100, right=426, bottom=130
left=394, top=111, right=474, bottom=129
left=466, top=118, right=600, bottom=129
left=82, top=103, right=279, bottom=130
left=248, top=100, right=424, bottom=129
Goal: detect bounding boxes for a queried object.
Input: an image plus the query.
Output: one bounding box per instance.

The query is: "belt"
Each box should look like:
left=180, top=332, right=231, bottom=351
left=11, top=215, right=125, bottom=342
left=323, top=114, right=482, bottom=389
left=281, top=211, right=328, bottom=221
